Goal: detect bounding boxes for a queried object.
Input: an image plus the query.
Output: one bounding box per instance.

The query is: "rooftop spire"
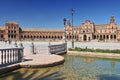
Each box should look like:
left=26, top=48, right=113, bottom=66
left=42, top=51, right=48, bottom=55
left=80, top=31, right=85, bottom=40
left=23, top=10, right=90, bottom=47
left=66, top=19, right=71, bottom=26
left=110, top=16, right=115, bottom=24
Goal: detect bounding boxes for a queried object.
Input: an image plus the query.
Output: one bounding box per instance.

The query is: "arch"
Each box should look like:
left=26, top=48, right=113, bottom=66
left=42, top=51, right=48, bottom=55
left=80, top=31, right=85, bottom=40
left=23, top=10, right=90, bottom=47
left=52, top=36, right=54, bottom=38
left=75, top=35, right=76, bottom=39
left=100, top=35, right=102, bottom=39
left=39, top=36, right=42, bottom=38
left=67, top=36, right=68, bottom=39
left=83, top=35, right=87, bottom=41
left=28, top=35, right=29, bottom=38
left=97, top=35, right=99, bottom=39
left=70, top=35, right=71, bottom=39
left=107, top=35, right=109, bottom=39
left=43, top=36, right=45, bottom=38
left=37, top=36, right=39, bottom=38
left=61, top=36, right=63, bottom=39
left=88, top=37, right=90, bottom=41
left=55, top=36, right=56, bottom=38
left=93, top=35, right=96, bottom=39
left=103, top=35, right=105, bottom=39
left=114, top=35, right=116, bottom=39
left=110, top=35, right=113, bottom=39
left=31, top=36, right=32, bottom=38
left=49, top=36, right=51, bottom=38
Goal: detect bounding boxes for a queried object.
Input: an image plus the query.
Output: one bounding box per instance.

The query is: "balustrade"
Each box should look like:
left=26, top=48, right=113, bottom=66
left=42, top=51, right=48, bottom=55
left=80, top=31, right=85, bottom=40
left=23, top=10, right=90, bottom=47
left=48, top=43, right=67, bottom=54
left=0, top=44, right=24, bottom=66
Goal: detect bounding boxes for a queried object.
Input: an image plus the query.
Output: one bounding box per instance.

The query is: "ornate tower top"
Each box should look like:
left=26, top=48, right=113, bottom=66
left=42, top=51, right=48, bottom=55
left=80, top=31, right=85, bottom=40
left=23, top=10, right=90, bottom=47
left=66, top=19, right=71, bottom=26
left=110, top=16, right=115, bottom=24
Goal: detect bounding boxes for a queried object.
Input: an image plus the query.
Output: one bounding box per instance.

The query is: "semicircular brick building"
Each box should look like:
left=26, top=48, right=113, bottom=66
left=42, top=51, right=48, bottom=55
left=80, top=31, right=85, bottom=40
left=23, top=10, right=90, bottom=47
left=0, top=16, right=120, bottom=42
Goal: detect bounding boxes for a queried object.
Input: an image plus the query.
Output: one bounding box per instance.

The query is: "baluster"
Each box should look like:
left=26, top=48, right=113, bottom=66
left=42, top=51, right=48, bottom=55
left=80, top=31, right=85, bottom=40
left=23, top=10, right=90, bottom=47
left=4, top=50, right=6, bottom=64
left=13, top=49, right=15, bottom=62
left=21, top=49, right=23, bottom=61
left=1, top=50, right=3, bottom=64
left=10, top=49, right=12, bottom=63
left=15, top=49, right=18, bottom=62
left=18, top=49, right=20, bottom=61
left=7, top=50, right=9, bottom=63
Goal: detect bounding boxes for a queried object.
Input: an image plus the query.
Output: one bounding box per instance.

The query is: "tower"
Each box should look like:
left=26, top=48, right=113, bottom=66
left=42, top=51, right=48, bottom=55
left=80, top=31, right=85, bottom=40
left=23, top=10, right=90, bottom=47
left=66, top=19, right=71, bottom=26
left=110, top=16, right=115, bottom=25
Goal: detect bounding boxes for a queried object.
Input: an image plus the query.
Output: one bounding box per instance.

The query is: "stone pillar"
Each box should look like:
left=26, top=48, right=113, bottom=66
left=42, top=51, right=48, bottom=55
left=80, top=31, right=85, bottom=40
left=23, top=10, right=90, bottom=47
left=14, top=41, right=18, bottom=47
left=48, top=42, right=51, bottom=54
left=109, top=35, right=111, bottom=40
left=19, top=43, right=24, bottom=62
left=31, top=42, right=35, bottom=54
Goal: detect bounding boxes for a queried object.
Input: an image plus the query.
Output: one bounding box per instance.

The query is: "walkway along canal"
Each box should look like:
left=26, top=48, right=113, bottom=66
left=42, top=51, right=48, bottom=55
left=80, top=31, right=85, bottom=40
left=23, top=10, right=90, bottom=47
left=0, top=42, right=66, bottom=75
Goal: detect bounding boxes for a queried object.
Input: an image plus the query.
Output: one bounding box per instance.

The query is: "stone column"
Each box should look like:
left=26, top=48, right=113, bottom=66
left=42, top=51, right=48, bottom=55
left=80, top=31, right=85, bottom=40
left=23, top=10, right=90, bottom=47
left=19, top=43, right=24, bottom=62
left=109, top=35, right=111, bottom=40
left=31, top=42, right=35, bottom=54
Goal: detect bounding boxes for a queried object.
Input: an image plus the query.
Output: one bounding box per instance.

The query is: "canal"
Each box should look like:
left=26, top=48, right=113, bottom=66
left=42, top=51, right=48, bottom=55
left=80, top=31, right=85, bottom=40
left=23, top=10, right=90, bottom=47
left=0, top=54, right=120, bottom=80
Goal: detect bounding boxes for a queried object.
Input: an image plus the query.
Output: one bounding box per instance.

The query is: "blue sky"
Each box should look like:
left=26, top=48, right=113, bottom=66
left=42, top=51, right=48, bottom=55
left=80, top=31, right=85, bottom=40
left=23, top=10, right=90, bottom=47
left=0, top=0, right=120, bottom=28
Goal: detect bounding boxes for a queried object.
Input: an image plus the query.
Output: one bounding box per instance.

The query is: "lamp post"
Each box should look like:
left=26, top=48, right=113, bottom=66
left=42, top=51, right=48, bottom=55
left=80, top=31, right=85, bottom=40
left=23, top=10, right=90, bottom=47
left=63, top=18, right=67, bottom=43
left=71, top=9, right=75, bottom=48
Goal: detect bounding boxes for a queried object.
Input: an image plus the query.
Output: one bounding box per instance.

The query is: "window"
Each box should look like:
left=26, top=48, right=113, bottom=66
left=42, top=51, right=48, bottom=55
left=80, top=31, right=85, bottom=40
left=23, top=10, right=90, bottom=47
left=1, top=35, right=3, bottom=38
left=14, top=35, right=16, bottom=38
left=8, top=30, right=10, bottom=33
left=8, top=35, right=10, bottom=38
left=14, top=31, right=16, bottom=33
left=11, top=30, right=13, bottom=33
left=21, top=36, right=23, bottom=38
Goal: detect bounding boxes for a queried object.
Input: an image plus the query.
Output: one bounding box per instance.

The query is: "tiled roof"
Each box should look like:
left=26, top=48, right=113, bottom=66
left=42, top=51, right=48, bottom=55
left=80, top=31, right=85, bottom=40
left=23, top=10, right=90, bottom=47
left=117, top=26, right=120, bottom=30
left=22, top=28, right=64, bottom=32
left=73, top=26, right=82, bottom=28
left=95, top=24, right=108, bottom=29
left=0, top=26, right=5, bottom=30
left=6, top=21, right=18, bottom=24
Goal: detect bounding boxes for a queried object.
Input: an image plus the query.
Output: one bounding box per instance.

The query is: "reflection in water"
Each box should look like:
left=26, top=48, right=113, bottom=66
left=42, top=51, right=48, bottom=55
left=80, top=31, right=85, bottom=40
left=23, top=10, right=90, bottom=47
left=81, top=57, right=95, bottom=63
left=1, top=54, right=120, bottom=80
left=110, top=61, right=116, bottom=69
left=0, top=65, right=65, bottom=80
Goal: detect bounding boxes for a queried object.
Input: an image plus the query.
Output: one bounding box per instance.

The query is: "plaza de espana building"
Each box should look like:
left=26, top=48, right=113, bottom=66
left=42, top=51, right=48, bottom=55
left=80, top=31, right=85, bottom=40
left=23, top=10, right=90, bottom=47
left=0, top=16, right=120, bottom=42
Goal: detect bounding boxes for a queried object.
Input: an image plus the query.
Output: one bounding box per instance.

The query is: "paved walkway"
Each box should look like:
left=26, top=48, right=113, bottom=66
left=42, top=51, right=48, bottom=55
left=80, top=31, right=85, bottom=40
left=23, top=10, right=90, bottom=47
left=20, top=54, right=65, bottom=68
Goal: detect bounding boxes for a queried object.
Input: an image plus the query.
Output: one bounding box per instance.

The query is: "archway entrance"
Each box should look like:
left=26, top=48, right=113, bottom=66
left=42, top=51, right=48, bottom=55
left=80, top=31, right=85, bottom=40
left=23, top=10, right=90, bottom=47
left=83, top=35, right=87, bottom=41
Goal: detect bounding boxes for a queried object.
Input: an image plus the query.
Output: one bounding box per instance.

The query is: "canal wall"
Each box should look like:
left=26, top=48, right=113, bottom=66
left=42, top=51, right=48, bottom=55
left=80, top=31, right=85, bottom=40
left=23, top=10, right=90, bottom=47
left=68, top=51, right=120, bottom=59
left=0, top=64, right=21, bottom=75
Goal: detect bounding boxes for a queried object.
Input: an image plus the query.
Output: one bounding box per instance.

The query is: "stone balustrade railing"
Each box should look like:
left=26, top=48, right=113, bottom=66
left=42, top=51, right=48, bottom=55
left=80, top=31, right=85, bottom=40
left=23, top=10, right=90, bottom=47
left=48, top=43, right=67, bottom=54
left=0, top=44, right=24, bottom=66
left=30, top=42, right=67, bottom=55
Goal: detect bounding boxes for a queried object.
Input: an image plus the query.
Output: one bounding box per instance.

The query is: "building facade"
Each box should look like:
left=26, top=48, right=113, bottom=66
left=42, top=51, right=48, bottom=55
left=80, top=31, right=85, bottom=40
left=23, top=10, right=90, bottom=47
left=0, top=16, right=120, bottom=42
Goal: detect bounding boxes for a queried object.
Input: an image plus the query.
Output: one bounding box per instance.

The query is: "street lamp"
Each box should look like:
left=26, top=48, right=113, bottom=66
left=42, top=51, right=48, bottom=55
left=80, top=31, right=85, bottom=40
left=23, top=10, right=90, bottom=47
left=63, top=18, right=67, bottom=43
left=71, top=9, right=75, bottom=48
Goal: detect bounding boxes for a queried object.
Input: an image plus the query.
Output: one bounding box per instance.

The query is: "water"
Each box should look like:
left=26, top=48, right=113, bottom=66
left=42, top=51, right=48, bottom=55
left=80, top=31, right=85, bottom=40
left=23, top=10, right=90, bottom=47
left=1, top=54, right=120, bottom=80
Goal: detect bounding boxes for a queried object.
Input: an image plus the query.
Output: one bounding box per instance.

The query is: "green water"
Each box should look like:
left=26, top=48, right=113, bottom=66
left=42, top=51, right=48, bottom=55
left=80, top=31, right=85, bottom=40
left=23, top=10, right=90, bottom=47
left=1, top=54, right=120, bottom=80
